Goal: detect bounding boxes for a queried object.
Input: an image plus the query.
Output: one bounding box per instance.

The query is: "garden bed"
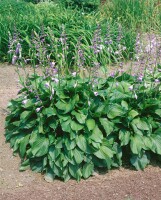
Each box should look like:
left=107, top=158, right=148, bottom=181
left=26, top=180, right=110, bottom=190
left=1, top=64, right=161, bottom=200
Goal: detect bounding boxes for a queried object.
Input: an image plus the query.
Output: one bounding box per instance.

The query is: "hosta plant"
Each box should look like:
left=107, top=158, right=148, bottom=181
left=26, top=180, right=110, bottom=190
left=5, top=66, right=161, bottom=181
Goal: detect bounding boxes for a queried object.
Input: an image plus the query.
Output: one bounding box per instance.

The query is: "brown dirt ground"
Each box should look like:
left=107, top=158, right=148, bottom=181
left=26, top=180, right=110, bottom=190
left=0, top=64, right=161, bottom=200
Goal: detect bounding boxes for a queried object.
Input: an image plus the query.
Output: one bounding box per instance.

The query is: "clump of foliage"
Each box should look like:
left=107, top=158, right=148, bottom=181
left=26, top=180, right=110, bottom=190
left=5, top=64, right=161, bottom=181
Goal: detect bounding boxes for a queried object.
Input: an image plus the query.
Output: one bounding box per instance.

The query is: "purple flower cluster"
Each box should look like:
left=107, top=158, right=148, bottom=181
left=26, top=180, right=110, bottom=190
left=91, top=24, right=103, bottom=55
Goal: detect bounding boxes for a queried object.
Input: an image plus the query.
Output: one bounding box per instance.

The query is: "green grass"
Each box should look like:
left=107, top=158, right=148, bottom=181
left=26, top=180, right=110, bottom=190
left=0, top=0, right=135, bottom=65
left=0, top=0, right=161, bottom=66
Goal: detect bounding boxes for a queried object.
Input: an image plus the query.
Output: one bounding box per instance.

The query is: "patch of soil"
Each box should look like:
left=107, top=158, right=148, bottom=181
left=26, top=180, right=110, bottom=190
left=0, top=64, right=161, bottom=200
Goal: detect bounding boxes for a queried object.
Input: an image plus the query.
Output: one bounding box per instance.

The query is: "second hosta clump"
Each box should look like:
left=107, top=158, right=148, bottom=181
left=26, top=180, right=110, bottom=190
left=5, top=67, right=161, bottom=182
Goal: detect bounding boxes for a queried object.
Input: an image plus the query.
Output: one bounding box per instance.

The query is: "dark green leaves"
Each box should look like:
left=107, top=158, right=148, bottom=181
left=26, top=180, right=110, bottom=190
left=4, top=70, right=161, bottom=182
left=31, top=136, right=49, bottom=157
left=99, top=118, right=114, bottom=136
left=130, top=152, right=150, bottom=170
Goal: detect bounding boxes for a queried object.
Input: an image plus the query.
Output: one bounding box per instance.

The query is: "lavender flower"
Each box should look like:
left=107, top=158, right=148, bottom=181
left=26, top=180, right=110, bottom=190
left=155, top=79, right=160, bottom=83
left=52, top=78, right=59, bottom=83
left=129, top=85, right=133, bottom=91
left=50, top=62, right=55, bottom=68
left=22, top=99, right=28, bottom=105
left=94, top=92, right=98, bottom=96
left=72, top=72, right=77, bottom=77
left=15, top=43, right=21, bottom=56
left=44, top=82, right=50, bottom=88
left=138, top=75, right=143, bottom=82
left=36, top=107, right=41, bottom=112
left=12, top=55, right=18, bottom=65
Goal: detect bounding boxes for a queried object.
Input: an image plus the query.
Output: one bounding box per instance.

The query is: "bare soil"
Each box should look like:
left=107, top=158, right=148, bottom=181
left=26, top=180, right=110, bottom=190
left=0, top=64, right=161, bottom=200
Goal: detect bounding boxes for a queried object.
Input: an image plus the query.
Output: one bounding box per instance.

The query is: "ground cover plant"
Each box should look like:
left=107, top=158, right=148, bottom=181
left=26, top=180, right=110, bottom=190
left=4, top=35, right=161, bottom=181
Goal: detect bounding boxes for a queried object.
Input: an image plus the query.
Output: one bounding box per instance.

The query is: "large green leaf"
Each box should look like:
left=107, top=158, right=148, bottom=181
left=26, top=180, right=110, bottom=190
left=94, top=145, right=115, bottom=160
left=71, top=110, right=86, bottom=124
left=49, top=146, right=60, bottom=161
left=119, top=129, right=130, bottom=146
left=31, top=136, right=49, bottom=157
left=82, top=162, right=94, bottom=179
left=132, top=118, right=149, bottom=131
left=19, top=134, right=30, bottom=158
left=86, top=119, right=96, bottom=131
left=73, top=148, right=84, bottom=164
left=60, top=118, right=71, bottom=133
left=70, top=120, right=84, bottom=131
left=69, top=164, right=82, bottom=181
left=155, top=109, right=161, bottom=117
left=20, top=110, right=32, bottom=121
left=130, top=152, right=150, bottom=170
left=107, top=104, right=124, bottom=119
left=151, top=135, right=161, bottom=154
left=130, top=135, right=144, bottom=154
left=128, top=110, right=139, bottom=120
left=19, top=159, right=30, bottom=171
left=90, top=125, right=103, bottom=143
left=65, top=138, right=76, bottom=150
left=55, top=101, right=73, bottom=114
left=44, top=107, right=56, bottom=117
left=99, top=118, right=114, bottom=136
left=44, top=168, right=55, bottom=182
left=121, top=100, right=128, bottom=110
left=76, top=135, right=88, bottom=152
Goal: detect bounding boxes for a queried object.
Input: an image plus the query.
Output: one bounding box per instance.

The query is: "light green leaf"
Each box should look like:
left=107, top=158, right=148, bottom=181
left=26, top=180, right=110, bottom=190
left=65, top=138, right=76, bottom=150
left=90, top=125, right=103, bottom=143
left=130, top=135, right=144, bottom=154
left=155, top=109, right=161, bottom=117
left=76, top=135, right=87, bottom=152
left=55, top=101, right=73, bottom=114
left=73, top=148, right=84, bottom=164
left=71, top=111, right=86, bottom=124
left=86, top=119, right=96, bottom=131
left=70, top=120, right=84, bottom=131
left=20, top=111, right=32, bottom=120
left=128, top=110, right=139, bottom=120
left=99, top=118, right=114, bottom=136
left=94, top=145, right=115, bottom=159
left=82, top=162, right=94, bottom=179
left=119, top=129, right=130, bottom=146
left=121, top=100, right=128, bottom=110
left=151, top=135, right=161, bottom=154
left=132, top=118, right=149, bottom=131
left=19, top=159, right=30, bottom=171
left=107, top=104, right=124, bottom=119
